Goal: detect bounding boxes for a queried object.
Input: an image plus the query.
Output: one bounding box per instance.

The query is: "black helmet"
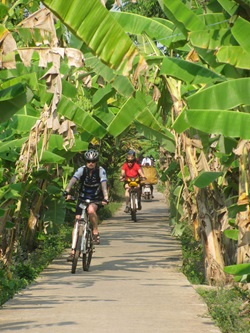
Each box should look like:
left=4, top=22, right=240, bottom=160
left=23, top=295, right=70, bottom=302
left=128, top=149, right=136, bottom=157
left=83, top=149, right=99, bottom=162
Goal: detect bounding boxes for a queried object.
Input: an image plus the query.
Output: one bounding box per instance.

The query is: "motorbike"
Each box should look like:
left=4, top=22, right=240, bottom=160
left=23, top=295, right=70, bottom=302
left=142, top=183, right=152, bottom=200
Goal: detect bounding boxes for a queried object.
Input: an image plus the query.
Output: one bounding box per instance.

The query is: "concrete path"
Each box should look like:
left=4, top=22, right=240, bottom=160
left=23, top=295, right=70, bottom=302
left=0, top=190, right=221, bottom=333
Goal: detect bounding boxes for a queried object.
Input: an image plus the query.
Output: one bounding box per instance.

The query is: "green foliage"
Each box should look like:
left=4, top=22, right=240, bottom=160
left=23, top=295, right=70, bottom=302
left=224, top=263, right=250, bottom=283
left=197, top=286, right=250, bottom=333
left=180, top=225, right=205, bottom=284
left=121, top=0, right=167, bottom=18
left=0, top=225, right=71, bottom=306
left=192, top=171, right=223, bottom=188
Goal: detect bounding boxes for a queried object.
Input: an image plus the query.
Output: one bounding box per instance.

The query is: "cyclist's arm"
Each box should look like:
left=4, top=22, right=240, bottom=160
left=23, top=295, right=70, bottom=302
left=120, top=169, right=126, bottom=180
left=65, top=177, right=78, bottom=193
left=101, top=180, right=109, bottom=201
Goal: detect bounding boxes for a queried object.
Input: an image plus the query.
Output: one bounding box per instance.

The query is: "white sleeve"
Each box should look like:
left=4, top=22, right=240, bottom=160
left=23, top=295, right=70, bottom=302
left=73, top=166, right=84, bottom=180
left=99, top=167, right=107, bottom=182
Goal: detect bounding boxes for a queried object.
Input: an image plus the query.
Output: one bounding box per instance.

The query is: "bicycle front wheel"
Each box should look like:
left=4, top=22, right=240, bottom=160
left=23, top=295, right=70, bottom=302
left=82, top=228, right=93, bottom=271
left=71, top=233, right=82, bottom=274
left=131, top=192, right=137, bottom=222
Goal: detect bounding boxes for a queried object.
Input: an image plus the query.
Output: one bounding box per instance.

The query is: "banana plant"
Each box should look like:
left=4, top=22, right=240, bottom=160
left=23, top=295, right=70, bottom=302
left=158, top=0, right=250, bottom=283
left=0, top=5, right=94, bottom=259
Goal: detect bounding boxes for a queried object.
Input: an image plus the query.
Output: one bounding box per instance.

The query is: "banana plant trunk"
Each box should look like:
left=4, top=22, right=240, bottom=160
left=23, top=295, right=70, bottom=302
left=24, top=179, right=48, bottom=251
left=184, top=138, right=227, bottom=284
left=236, top=141, right=250, bottom=263
left=166, top=75, right=227, bottom=284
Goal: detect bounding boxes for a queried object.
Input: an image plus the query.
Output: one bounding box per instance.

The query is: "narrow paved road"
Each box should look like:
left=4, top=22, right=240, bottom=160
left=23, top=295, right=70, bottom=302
left=0, top=190, right=221, bottom=333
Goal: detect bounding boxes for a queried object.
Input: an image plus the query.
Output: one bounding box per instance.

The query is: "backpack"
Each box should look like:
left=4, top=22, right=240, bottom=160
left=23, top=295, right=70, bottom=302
left=79, top=166, right=102, bottom=198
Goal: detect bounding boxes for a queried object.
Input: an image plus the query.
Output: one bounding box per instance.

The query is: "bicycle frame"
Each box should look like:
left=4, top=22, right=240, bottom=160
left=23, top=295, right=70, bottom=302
left=72, top=202, right=86, bottom=247
left=127, top=177, right=140, bottom=222
left=71, top=199, right=96, bottom=273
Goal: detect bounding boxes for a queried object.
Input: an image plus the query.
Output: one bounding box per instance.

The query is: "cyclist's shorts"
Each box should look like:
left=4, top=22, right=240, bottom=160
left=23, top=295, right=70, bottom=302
left=75, top=198, right=103, bottom=215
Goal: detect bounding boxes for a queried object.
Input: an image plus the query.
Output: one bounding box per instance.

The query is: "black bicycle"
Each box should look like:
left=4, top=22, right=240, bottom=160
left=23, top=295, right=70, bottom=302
left=71, top=199, right=102, bottom=273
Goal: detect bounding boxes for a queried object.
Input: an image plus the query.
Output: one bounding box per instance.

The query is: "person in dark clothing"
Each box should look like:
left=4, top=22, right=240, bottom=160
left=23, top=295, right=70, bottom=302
left=64, top=149, right=108, bottom=260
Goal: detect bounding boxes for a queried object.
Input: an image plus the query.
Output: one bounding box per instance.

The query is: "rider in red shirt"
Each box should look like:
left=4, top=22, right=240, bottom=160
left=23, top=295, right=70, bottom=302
left=120, top=150, right=146, bottom=213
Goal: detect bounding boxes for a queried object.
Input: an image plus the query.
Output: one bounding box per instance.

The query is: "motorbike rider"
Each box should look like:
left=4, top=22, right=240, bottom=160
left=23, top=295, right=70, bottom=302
left=120, top=150, right=146, bottom=213
left=63, top=149, right=109, bottom=261
left=141, top=156, right=152, bottom=166
left=141, top=155, right=154, bottom=198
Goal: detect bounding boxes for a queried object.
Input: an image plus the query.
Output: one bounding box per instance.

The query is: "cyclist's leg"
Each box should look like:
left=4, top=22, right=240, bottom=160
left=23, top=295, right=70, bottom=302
left=68, top=201, right=82, bottom=260
left=87, top=203, right=100, bottom=243
left=124, top=183, right=130, bottom=213
left=136, top=185, right=142, bottom=210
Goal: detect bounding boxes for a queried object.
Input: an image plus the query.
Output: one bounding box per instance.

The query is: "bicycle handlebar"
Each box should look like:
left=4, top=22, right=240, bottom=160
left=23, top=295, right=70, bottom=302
left=120, top=176, right=146, bottom=182
left=78, top=198, right=108, bottom=205
left=64, top=195, right=108, bottom=205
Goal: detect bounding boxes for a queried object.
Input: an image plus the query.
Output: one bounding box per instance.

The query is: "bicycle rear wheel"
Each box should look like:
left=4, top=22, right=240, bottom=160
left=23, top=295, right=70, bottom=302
left=82, top=229, right=93, bottom=271
left=71, top=233, right=82, bottom=274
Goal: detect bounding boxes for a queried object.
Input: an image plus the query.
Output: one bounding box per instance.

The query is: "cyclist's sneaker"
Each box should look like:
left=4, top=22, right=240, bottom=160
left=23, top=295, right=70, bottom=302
left=67, top=253, right=74, bottom=262
left=138, top=202, right=142, bottom=210
left=124, top=206, right=129, bottom=213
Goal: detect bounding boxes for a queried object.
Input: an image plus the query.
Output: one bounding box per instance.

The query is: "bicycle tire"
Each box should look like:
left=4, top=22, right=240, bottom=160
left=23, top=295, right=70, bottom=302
left=131, top=192, right=137, bottom=222
left=71, top=233, right=82, bottom=274
left=82, top=228, right=93, bottom=271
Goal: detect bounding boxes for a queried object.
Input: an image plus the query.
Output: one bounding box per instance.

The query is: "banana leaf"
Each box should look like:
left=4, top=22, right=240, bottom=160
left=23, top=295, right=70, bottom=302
left=223, top=229, right=238, bottom=241
left=158, top=0, right=206, bottom=36
left=92, top=84, right=115, bottom=107
left=160, top=57, right=225, bottom=84
left=217, top=0, right=239, bottom=15
left=224, top=263, right=250, bottom=275
left=82, top=50, right=135, bottom=97
left=0, top=138, right=27, bottom=153
left=107, top=95, right=145, bottom=136
left=232, top=16, right=250, bottom=54
left=0, top=83, right=33, bottom=123
left=216, top=46, right=250, bottom=69
left=173, top=109, right=250, bottom=139
left=62, top=79, right=78, bottom=99
left=1, top=73, right=39, bottom=92
left=41, top=0, right=140, bottom=75
left=57, top=95, right=107, bottom=139
left=83, top=49, right=116, bottom=82
left=93, top=108, right=115, bottom=126
left=135, top=122, right=176, bottom=153
left=190, top=29, right=237, bottom=50
left=110, top=11, right=177, bottom=48
left=192, top=171, right=223, bottom=188
left=136, top=108, right=174, bottom=139
left=39, top=150, right=65, bottom=164
left=43, top=196, right=66, bottom=227
left=9, top=114, right=38, bottom=133
left=112, top=75, right=134, bottom=98
left=187, top=78, right=250, bottom=110
left=228, top=203, right=247, bottom=218
left=199, top=13, right=230, bottom=28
